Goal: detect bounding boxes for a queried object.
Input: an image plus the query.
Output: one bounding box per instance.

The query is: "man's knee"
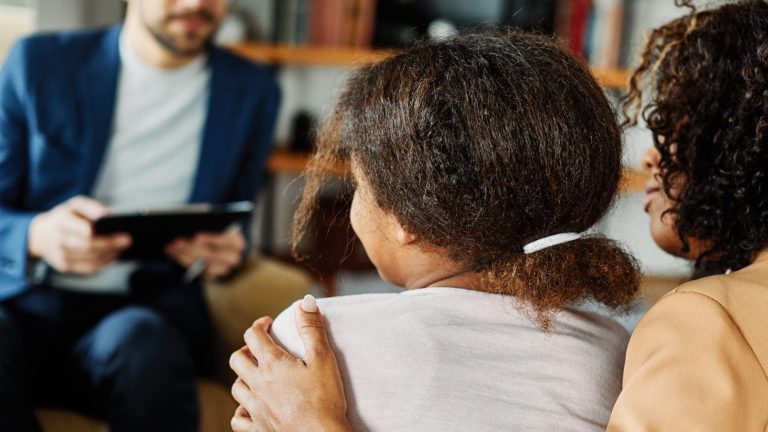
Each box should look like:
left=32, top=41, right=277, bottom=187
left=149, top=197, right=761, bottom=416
left=83, top=307, right=194, bottom=376
left=79, top=307, right=199, bottom=430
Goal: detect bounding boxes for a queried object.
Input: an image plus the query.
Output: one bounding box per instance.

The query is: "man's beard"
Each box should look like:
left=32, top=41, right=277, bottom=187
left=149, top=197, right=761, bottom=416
left=143, top=11, right=216, bottom=58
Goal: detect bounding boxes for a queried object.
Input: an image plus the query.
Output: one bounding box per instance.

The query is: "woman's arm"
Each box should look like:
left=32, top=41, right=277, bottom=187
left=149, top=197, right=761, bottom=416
left=229, top=295, right=352, bottom=432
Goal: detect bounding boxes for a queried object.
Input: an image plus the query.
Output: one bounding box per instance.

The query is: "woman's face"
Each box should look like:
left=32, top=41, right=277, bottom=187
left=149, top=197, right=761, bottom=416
left=641, top=146, right=705, bottom=260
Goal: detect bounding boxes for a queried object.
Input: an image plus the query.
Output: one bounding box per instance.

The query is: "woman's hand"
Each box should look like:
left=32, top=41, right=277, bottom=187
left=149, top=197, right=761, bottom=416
left=229, top=295, right=351, bottom=432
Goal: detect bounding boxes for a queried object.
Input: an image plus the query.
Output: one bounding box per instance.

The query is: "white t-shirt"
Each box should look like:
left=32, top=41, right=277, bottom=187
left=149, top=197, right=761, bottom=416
left=92, top=33, right=208, bottom=210
left=48, top=33, right=210, bottom=293
left=271, top=288, right=629, bottom=432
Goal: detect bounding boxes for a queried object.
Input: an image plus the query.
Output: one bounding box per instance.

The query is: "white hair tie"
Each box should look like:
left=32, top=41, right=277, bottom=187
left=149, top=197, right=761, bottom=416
left=523, top=232, right=583, bottom=254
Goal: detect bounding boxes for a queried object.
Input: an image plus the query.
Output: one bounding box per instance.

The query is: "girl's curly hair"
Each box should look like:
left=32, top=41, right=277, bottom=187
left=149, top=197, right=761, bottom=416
left=623, top=0, right=768, bottom=273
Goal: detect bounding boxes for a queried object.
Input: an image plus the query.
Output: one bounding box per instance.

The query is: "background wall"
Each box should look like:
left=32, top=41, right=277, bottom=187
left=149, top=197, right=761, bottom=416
left=611, top=0, right=692, bottom=276
left=0, top=1, right=35, bottom=60
left=36, top=0, right=124, bottom=31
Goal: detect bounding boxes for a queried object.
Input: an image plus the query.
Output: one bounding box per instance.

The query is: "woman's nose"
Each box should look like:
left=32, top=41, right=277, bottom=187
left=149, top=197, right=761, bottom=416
left=641, top=146, right=661, bottom=172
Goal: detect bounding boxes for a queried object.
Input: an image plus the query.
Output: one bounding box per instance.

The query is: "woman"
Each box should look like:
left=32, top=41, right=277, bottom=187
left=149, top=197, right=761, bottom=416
left=231, top=1, right=768, bottom=430
left=230, top=31, right=639, bottom=431
left=608, top=0, right=768, bottom=428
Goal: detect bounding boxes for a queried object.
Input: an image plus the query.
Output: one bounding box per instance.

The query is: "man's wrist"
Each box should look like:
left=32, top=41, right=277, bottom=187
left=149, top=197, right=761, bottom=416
left=218, top=251, right=248, bottom=281
left=27, top=212, right=46, bottom=259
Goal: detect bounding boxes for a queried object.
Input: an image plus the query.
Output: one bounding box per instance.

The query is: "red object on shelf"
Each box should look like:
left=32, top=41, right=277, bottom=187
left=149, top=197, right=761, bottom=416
left=350, top=0, right=377, bottom=48
left=309, top=0, right=376, bottom=49
left=569, top=0, right=592, bottom=58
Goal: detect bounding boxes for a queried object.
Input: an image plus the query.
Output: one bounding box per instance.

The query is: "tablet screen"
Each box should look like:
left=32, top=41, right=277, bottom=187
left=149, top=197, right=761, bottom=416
left=93, top=201, right=254, bottom=260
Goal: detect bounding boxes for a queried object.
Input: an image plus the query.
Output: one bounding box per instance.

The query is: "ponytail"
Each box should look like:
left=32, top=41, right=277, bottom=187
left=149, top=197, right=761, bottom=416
left=484, top=235, right=640, bottom=330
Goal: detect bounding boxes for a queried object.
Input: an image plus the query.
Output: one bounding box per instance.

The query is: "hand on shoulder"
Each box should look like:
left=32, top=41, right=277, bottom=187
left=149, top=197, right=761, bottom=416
left=229, top=295, right=351, bottom=432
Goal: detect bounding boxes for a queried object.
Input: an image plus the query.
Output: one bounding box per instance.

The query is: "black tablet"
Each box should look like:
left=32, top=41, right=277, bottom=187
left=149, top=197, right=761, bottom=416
left=93, top=201, right=254, bottom=260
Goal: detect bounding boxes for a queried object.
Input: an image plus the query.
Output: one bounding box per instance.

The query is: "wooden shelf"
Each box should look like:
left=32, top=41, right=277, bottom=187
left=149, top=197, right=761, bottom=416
left=266, top=150, right=348, bottom=176
left=622, top=167, right=650, bottom=194
left=266, top=150, right=314, bottom=174
left=228, top=42, right=394, bottom=68
left=591, top=68, right=630, bottom=90
left=267, top=150, right=648, bottom=193
left=227, top=42, right=630, bottom=90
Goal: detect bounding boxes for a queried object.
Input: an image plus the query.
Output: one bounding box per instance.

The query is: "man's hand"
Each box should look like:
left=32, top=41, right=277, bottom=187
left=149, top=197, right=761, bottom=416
left=28, top=196, right=131, bottom=274
left=229, top=295, right=351, bottom=432
left=165, top=228, right=245, bottom=279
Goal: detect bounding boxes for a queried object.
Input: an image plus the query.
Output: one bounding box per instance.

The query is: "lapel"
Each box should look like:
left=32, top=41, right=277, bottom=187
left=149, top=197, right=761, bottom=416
left=189, top=48, right=241, bottom=203
left=76, top=26, right=121, bottom=195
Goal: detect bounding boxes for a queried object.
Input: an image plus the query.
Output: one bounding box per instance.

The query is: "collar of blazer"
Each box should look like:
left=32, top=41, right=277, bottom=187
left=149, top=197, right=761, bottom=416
left=753, top=249, right=768, bottom=266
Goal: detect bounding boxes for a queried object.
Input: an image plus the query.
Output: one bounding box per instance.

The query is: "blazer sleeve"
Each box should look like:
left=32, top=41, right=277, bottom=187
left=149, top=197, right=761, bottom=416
left=228, top=76, right=281, bottom=252
left=607, top=291, right=768, bottom=431
left=0, top=39, right=39, bottom=296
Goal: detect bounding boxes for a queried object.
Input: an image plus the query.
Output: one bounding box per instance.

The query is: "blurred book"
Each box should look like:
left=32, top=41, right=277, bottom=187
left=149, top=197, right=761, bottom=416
left=554, top=0, right=625, bottom=68
left=276, top=0, right=377, bottom=48
left=590, top=0, right=624, bottom=68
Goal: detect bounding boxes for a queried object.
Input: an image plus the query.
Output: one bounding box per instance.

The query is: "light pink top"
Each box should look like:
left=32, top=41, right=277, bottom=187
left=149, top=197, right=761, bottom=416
left=271, top=287, right=629, bottom=431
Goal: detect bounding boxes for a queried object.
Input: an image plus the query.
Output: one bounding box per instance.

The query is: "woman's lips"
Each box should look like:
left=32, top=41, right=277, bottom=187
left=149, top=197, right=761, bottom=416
left=643, top=186, right=660, bottom=212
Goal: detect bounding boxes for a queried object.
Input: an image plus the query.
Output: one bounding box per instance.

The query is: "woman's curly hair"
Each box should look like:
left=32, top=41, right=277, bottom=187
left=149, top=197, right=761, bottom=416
left=623, top=0, right=768, bottom=273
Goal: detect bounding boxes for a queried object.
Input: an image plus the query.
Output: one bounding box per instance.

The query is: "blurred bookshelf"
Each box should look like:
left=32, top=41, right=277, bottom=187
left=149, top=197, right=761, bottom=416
left=232, top=0, right=634, bottom=88
left=228, top=42, right=630, bottom=90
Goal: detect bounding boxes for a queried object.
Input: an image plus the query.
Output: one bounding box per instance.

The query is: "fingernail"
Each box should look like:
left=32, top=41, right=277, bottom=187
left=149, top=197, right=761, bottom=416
left=301, top=294, right=318, bottom=313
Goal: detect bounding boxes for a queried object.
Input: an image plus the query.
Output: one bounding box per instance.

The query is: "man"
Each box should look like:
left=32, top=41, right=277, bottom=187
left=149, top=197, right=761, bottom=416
left=0, top=0, right=280, bottom=430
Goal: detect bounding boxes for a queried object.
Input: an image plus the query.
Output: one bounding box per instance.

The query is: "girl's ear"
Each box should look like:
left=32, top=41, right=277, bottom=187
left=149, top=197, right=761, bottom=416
left=395, top=224, right=418, bottom=245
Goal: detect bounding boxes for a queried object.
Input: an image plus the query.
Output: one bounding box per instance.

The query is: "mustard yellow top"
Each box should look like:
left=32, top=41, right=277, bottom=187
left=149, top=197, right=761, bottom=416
left=608, top=251, right=768, bottom=431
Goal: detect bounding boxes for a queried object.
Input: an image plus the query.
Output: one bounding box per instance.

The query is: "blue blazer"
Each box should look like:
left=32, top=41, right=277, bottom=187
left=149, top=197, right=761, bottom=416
left=0, top=26, right=281, bottom=300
